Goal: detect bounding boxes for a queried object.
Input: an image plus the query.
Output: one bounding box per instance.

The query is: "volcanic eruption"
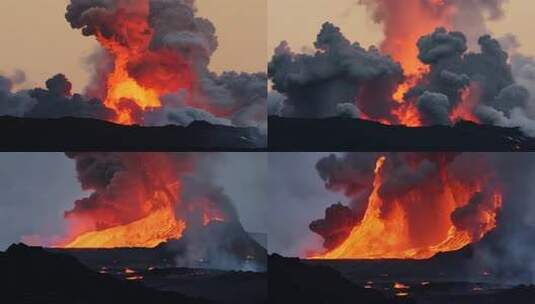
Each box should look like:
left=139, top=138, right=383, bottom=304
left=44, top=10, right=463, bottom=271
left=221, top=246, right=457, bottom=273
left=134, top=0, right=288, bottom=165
left=39, top=153, right=232, bottom=249
left=268, top=0, right=535, bottom=137
left=310, top=153, right=502, bottom=259
left=1, top=0, right=267, bottom=129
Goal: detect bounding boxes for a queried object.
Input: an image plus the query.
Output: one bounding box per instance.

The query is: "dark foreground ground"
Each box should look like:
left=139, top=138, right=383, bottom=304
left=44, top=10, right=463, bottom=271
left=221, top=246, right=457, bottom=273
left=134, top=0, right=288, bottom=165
left=0, top=116, right=266, bottom=151
left=269, top=116, right=535, bottom=151
left=1, top=244, right=267, bottom=304
left=269, top=251, right=535, bottom=304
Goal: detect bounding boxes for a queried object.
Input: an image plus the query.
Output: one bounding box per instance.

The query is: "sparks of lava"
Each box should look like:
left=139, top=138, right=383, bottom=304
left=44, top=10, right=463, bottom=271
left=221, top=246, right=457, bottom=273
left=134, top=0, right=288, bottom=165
left=312, top=155, right=502, bottom=260
left=94, top=1, right=194, bottom=125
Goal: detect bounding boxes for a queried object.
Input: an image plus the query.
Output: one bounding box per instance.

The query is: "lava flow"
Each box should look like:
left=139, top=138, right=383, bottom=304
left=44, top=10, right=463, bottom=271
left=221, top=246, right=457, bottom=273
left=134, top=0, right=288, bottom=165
left=63, top=203, right=186, bottom=248
left=51, top=153, right=228, bottom=249
left=312, top=155, right=502, bottom=260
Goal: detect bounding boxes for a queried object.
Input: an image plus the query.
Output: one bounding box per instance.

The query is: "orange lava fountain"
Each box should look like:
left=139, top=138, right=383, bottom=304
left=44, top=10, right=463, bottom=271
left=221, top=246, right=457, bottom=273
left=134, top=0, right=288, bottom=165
left=312, top=156, right=502, bottom=260
left=93, top=1, right=194, bottom=124
left=363, top=0, right=459, bottom=125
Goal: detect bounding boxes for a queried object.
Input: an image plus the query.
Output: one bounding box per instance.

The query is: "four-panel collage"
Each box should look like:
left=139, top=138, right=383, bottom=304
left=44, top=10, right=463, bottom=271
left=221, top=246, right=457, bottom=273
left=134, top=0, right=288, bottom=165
left=2, top=1, right=535, bottom=303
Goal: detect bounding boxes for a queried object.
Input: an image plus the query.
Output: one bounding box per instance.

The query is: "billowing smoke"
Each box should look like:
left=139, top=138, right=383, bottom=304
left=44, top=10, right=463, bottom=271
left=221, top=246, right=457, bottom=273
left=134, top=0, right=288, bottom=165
left=1, top=73, right=114, bottom=120
left=310, top=152, right=502, bottom=259
left=269, top=0, right=535, bottom=137
left=309, top=152, right=535, bottom=282
left=62, top=152, right=265, bottom=271
left=1, top=0, right=266, bottom=129
left=470, top=153, right=535, bottom=283
left=63, top=152, right=197, bottom=233
left=268, top=23, right=403, bottom=120
left=309, top=203, right=360, bottom=250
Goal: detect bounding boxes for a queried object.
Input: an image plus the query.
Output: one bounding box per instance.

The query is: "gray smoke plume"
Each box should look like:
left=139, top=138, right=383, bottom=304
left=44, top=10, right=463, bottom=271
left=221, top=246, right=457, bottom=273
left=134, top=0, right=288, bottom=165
left=309, top=152, right=535, bottom=283
left=0, top=73, right=114, bottom=120
left=268, top=0, right=535, bottom=136
left=468, top=153, right=535, bottom=283
left=268, top=22, right=403, bottom=120
left=311, top=152, right=504, bottom=252
left=0, top=74, right=36, bottom=117
left=417, top=91, right=451, bottom=125
left=64, top=152, right=266, bottom=271
left=449, top=0, right=508, bottom=49
left=64, top=0, right=267, bottom=128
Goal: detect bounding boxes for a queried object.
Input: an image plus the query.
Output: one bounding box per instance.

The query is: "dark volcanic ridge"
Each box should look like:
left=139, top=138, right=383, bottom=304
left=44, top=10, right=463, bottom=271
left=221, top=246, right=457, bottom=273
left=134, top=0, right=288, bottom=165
left=1, top=243, right=209, bottom=304
left=272, top=230, right=535, bottom=304
left=0, top=116, right=266, bottom=151
left=268, top=116, right=535, bottom=151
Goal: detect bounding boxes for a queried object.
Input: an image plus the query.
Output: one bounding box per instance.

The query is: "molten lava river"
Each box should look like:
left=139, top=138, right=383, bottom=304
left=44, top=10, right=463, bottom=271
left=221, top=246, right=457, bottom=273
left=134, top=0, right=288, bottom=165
left=312, top=156, right=502, bottom=260
left=58, top=190, right=224, bottom=249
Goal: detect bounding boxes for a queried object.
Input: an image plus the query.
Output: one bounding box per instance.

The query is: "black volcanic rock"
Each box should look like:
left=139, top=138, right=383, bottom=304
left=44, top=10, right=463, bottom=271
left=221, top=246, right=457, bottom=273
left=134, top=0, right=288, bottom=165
left=268, top=254, right=404, bottom=304
left=1, top=243, right=209, bottom=304
left=0, top=116, right=266, bottom=151
left=269, top=116, right=535, bottom=151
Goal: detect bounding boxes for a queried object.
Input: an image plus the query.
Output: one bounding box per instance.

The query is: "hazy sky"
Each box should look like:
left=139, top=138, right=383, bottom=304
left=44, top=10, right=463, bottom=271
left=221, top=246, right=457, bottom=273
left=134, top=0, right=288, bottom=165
left=0, top=0, right=266, bottom=92
left=0, top=153, right=267, bottom=250
left=267, top=153, right=345, bottom=256
left=268, top=0, right=535, bottom=59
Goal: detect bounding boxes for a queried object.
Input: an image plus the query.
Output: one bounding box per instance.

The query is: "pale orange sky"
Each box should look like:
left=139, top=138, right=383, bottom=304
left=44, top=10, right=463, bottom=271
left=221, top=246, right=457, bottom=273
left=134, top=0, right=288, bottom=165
left=268, top=0, right=535, bottom=60
left=0, top=0, right=266, bottom=92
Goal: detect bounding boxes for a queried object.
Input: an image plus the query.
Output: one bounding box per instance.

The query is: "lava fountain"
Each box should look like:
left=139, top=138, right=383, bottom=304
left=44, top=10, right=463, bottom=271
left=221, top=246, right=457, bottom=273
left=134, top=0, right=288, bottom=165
left=312, top=154, right=502, bottom=260
left=360, top=0, right=468, bottom=126
left=67, top=0, right=195, bottom=125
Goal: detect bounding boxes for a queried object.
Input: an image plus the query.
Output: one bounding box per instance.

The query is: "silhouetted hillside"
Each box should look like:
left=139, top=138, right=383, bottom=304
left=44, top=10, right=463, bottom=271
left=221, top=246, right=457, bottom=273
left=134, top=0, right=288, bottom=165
left=269, top=116, right=535, bottom=151
left=1, top=244, right=209, bottom=304
left=0, top=116, right=266, bottom=151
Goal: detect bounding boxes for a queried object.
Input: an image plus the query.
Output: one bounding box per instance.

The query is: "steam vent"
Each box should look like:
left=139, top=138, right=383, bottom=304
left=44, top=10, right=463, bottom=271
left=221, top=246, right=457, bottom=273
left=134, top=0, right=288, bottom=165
left=2, top=1, right=535, bottom=304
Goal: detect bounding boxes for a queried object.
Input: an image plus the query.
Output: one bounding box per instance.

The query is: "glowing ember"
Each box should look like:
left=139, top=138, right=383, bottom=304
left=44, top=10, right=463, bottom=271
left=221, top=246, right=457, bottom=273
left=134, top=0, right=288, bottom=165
left=312, top=156, right=502, bottom=260
left=396, top=292, right=409, bottom=297
left=124, top=268, right=136, bottom=274
left=394, top=282, right=410, bottom=290
left=125, top=275, right=144, bottom=281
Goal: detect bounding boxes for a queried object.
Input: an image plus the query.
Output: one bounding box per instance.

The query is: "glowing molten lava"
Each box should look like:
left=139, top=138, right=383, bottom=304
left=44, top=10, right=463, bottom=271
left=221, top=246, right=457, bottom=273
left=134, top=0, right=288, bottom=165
left=64, top=205, right=185, bottom=248
left=94, top=1, right=194, bottom=124
left=313, top=156, right=502, bottom=260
